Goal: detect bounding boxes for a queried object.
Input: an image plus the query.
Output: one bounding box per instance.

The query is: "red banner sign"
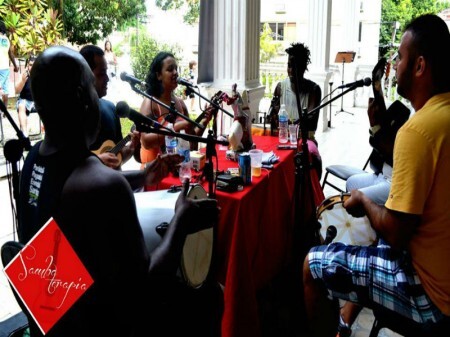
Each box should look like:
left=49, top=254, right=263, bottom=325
left=3, top=218, right=93, bottom=335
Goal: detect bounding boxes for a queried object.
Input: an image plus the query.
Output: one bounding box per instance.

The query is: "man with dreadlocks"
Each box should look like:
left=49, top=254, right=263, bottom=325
left=269, top=42, right=321, bottom=144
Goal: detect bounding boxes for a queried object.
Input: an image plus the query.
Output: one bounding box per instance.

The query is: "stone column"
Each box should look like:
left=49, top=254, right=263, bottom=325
left=199, top=0, right=265, bottom=133
left=341, top=0, right=359, bottom=108
left=306, top=0, right=333, bottom=131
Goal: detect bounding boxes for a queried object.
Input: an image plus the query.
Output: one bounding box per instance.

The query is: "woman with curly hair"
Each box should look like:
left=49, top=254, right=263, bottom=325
left=138, top=52, right=211, bottom=171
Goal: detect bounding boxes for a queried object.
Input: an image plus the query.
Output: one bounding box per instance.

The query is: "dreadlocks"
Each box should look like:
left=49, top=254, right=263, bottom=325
left=285, top=42, right=311, bottom=72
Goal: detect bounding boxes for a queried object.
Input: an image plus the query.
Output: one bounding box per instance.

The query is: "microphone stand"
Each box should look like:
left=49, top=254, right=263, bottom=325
left=291, top=70, right=321, bottom=265
left=120, top=115, right=228, bottom=198
left=1, top=103, right=31, bottom=237
left=187, top=86, right=234, bottom=118
left=292, top=84, right=361, bottom=126
left=124, top=82, right=205, bottom=130
left=291, top=81, right=363, bottom=257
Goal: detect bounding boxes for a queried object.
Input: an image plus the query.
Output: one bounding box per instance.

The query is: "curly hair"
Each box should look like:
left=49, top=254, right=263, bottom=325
left=145, top=51, right=175, bottom=97
left=285, top=42, right=311, bottom=72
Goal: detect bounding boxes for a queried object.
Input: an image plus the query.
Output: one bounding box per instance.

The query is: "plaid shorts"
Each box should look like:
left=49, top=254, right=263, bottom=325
left=308, top=240, right=445, bottom=324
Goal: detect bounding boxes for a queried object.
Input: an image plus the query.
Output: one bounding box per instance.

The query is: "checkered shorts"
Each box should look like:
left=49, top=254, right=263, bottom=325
left=308, top=240, right=445, bottom=324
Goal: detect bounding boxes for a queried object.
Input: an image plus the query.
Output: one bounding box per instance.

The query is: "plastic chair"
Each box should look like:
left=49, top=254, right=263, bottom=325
left=369, top=304, right=450, bottom=337
left=0, top=311, right=28, bottom=337
left=321, top=155, right=371, bottom=193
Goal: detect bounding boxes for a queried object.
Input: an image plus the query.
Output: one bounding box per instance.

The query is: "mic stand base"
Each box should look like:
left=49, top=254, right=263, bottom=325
left=335, top=109, right=354, bottom=116
left=203, top=130, right=217, bottom=199
left=336, top=85, right=353, bottom=116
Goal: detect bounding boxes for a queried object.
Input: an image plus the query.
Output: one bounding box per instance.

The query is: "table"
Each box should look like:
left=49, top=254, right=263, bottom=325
left=152, top=135, right=297, bottom=337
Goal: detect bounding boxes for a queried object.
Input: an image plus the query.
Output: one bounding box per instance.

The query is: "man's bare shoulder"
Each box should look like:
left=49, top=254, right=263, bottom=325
left=66, top=156, right=131, bottom=195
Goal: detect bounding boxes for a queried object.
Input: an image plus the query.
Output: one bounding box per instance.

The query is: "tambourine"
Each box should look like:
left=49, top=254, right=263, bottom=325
left=317, top=193, right=377, bottom=246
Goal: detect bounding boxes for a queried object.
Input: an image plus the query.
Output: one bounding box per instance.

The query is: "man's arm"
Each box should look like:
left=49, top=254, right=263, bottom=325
left=121, top=153, right=183, bottom=191
left=306, top=83, right=322, bottom=132
left=148, top=179, right=219, bottom=277
left=344, top=190, right=419, bottom=250
left=15, top=72, right=28, bottom=94
left=8, top=46, right=18, bottom=72
left=119, top=130, right=140, bottom=165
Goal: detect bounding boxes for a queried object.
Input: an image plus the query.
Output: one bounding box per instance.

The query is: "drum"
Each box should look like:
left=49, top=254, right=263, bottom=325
left=317, top=193, right=377, bottom=246
left=134, top=185, right=213, bottom=288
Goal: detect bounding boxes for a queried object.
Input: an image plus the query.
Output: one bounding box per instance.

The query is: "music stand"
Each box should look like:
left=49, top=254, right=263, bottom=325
left=335, top=51, right=356, bottom=116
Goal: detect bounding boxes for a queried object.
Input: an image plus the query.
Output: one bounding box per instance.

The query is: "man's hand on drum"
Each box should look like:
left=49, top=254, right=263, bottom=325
left=343, top=190, right=367, bottom=218
left=144, top=153, right=183, bottom=186
left=175, top=179, right=219, bottom=234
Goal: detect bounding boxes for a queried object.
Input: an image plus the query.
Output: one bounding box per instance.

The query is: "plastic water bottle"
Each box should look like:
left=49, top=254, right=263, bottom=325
left=278, top=104, right=289, bottom=143
left=165, top=123, right=178, bottom=154
left=177, top=130, right=192, bottom=182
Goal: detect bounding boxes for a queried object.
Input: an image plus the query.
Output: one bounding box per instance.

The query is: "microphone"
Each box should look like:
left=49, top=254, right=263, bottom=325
left=337, top=77, right=371, bottom=89
left=115, top=101, right=163, bottom=129
left=324, top=225, right=337, bottom=244
left=120, top=72, right=147, bottom=87
left=177, top=77, right=197, bottom=88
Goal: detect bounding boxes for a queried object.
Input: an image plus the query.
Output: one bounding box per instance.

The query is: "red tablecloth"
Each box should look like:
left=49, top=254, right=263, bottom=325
left=154, top=135, right=296, bottom=337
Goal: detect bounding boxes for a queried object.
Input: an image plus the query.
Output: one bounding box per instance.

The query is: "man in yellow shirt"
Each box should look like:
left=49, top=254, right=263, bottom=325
left=303, top=14, right=450, bottom=337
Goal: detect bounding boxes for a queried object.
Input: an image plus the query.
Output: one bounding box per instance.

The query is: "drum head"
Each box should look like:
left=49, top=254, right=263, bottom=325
left=181, top=185, right=214, bottom=288
left=317, top=195, right=377, bottom=246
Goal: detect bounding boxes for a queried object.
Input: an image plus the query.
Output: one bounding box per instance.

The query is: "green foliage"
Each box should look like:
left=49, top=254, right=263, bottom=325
left=380, top=0, right=450, bottom=55
left=260, top=23, right=282, bottom=63
left=130, top=32, right=183, bottom=87
left=155, top=0, right=200, bottom=25
left=121, top=118, right=135, bottom=138
left=58, top=0, right=146, bottom=45
left=0, top=0, right=63, bottom=57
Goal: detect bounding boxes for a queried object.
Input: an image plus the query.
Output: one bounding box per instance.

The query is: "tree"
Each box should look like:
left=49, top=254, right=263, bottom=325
left=0, top=0, right=64, bottom=57
left=155, top=0, right=200, bottom=25
left=130, top=33, right=182, bottom=87
left=260, top=23, right=282, bottom=63
left=52, top=0, right=147, bottom=45
left=380, top=0, right=450, bottom=55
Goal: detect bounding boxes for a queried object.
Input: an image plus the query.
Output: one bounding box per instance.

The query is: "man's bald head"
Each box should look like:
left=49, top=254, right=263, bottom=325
left=31, top=46, right=100, bottom=146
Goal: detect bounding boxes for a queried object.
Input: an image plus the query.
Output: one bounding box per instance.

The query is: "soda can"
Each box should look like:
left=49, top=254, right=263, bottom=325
left=238, top=153, right=251, bottom=185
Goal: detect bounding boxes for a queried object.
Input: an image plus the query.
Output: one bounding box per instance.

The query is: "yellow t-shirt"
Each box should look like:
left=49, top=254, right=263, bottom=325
left=385, top=92, right=450, bottom=315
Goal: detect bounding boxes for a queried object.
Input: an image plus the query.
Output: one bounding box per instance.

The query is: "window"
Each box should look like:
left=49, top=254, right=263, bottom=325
left=260, top=22, right=295, bottom=41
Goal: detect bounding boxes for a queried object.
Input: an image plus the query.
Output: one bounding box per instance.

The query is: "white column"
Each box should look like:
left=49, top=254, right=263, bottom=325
left=307, top=0, right=333, bottom=131
left=342, top=0, right=359, bottom=52
left=206, top=0, right=265, bottom=131
left=341, top=0, right=359, bottom=108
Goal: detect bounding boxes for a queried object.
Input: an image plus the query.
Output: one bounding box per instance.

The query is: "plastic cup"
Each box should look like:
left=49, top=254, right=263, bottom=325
left=249, top=149, right=263, bottom=177
left=289, top=124, right=298, bottom=144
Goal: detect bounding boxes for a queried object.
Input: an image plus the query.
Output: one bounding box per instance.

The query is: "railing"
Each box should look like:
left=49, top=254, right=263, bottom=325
left=260, top=62, right=286, bottom=97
